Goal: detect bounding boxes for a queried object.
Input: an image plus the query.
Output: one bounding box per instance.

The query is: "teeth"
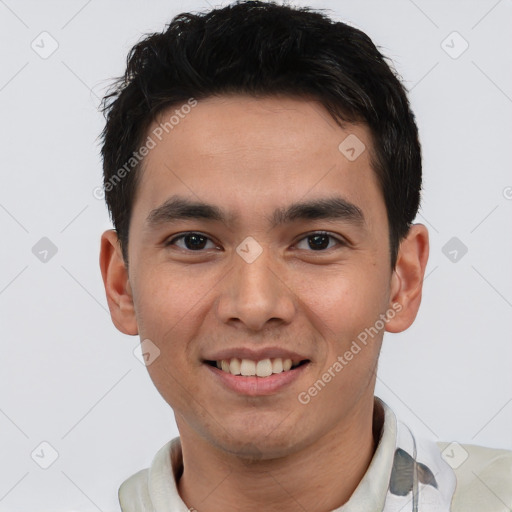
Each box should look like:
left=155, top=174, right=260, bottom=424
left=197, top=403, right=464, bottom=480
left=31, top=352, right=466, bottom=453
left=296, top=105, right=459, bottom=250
left=229, top=358, right=241, bottom=375
left=256, top=359, right=273, bottom=377
left=215, top=357, right=299, bottom=377
left=240, top=359, right=256, bottom=376
left=272, top=358, right=283, bottom=373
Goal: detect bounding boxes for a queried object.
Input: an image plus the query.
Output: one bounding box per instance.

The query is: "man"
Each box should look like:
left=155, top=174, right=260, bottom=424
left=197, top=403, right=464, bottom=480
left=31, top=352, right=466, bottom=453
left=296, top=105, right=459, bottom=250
left=98, top=1, right=512, bottom=510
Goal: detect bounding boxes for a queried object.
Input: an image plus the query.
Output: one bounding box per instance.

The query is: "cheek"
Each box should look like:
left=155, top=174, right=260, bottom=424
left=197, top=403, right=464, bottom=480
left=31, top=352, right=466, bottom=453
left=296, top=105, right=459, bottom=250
left=297, top=270, right=387, bottom=416
left=132, top=268, right=206, bottom=362
left=297, top=263, right=390, bottom=338
left=133, top=268, right=209, bottom=410
left=135, top=262, right=207, bottom=322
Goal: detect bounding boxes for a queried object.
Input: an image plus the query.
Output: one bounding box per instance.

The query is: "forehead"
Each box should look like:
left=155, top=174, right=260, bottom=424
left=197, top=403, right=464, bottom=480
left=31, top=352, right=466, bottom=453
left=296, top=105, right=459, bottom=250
left=132, top=94, right=383, bottom=228
left=146, top=94, right=365, bottom=167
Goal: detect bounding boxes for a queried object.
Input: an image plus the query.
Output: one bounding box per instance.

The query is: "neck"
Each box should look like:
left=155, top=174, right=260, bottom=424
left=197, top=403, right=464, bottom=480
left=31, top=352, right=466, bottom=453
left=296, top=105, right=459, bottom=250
left=177, top=397, right=383, bottom=512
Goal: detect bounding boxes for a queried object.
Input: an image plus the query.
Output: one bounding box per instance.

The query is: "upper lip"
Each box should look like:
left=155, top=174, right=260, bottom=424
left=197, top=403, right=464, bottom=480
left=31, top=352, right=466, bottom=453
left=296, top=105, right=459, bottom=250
left=203, top=347, right=310, bottom=364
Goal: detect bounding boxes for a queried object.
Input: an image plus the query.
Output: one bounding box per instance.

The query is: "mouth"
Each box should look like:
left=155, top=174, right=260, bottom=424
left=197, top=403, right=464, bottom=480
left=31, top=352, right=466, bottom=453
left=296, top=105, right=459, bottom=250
left=204, top=358, right=310, bottom=377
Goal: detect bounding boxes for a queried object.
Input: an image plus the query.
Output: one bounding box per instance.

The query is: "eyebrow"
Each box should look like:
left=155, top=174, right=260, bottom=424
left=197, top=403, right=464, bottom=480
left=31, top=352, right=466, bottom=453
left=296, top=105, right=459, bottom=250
left=145, top=195, right=365, bottom=230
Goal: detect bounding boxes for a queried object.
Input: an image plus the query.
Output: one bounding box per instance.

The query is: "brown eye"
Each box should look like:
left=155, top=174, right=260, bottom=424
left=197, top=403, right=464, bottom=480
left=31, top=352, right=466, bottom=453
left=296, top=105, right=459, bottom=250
left=166, top=232, right=217, bottom=251
left=307, top=233, right=330, bottom=250
left=295, top=232, right=344, bottom=251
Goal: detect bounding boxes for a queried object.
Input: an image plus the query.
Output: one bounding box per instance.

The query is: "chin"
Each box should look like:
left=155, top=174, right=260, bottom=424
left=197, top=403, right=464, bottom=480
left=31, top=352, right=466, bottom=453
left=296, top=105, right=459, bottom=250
left=210, top=424, right=310, bottom=462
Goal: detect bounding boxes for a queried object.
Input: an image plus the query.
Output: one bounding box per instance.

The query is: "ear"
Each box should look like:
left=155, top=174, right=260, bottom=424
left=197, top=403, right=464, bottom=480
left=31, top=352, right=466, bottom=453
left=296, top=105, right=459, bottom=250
left=385, top=224, right=429, bottom=333
left=99, top=230, right=138, bottom=335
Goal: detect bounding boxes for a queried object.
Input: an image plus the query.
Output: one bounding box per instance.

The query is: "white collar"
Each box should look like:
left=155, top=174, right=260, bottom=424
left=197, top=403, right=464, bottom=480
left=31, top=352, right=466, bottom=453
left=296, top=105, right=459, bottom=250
left=119, top=397, right=456, bottom=511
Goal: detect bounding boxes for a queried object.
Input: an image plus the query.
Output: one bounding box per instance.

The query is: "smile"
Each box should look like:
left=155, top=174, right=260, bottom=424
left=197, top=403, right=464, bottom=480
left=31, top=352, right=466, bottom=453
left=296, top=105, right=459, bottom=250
left=206, top=358, right=308, bottom=377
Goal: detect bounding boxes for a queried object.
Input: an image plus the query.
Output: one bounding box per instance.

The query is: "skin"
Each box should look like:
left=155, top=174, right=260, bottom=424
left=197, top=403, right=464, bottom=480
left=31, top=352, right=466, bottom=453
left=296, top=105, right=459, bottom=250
left=100, top=95, right=429, bottom=511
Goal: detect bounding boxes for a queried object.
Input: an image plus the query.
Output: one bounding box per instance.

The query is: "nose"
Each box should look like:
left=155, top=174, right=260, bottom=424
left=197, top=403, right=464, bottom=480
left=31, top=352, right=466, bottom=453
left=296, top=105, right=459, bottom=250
left=215, top=245, right=296, bottom=332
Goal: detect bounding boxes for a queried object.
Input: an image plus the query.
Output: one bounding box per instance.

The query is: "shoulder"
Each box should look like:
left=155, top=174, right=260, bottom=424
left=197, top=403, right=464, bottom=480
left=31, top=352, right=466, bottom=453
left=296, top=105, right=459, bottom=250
left=118, top=468, right=152, bottom=512
left=118, top=438, right=183, bottom=512
left=436, top=441, right=512, bottom=511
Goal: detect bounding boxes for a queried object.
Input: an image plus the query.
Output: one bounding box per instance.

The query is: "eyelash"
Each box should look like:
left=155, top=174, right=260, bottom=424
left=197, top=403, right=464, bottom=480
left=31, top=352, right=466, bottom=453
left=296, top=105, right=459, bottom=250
left=164, top=231, right=347, bottom=252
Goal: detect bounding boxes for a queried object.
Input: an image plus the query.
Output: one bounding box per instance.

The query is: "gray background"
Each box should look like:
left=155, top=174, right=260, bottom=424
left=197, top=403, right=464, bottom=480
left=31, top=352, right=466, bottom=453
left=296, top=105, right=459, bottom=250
left=0, top=0, right=511, bottom=510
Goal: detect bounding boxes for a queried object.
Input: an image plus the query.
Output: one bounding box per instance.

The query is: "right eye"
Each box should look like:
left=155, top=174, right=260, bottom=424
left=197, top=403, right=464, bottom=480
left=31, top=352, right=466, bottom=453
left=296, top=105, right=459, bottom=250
left=165, top=232, right=220, bottom=252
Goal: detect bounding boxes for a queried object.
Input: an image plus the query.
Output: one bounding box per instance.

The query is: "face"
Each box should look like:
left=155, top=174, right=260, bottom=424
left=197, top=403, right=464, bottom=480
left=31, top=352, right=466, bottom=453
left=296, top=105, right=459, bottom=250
left=101, top=94, right=428, bottom=460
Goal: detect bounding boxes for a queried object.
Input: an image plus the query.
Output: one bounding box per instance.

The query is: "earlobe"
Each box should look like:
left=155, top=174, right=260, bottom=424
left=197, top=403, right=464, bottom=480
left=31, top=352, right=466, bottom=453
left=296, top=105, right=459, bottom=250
left=385, top=224, right=429, bottom=333
left=99, top=230, right=138, bottom=335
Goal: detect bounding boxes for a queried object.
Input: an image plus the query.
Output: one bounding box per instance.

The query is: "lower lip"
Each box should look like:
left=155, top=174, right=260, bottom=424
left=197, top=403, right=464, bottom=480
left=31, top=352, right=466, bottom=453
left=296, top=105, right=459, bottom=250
left=204, top=362, right=310, bottom=396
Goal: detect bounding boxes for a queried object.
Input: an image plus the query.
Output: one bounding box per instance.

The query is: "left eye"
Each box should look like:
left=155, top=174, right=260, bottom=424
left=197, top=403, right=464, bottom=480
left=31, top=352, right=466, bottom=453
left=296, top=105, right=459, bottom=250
left=295, top=232, right=343, bottom=251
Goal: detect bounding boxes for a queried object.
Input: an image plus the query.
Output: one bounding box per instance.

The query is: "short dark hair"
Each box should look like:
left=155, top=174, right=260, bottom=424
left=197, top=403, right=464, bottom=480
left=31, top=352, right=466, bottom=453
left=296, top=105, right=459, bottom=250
left=99, top=0, right=422, bottom=268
